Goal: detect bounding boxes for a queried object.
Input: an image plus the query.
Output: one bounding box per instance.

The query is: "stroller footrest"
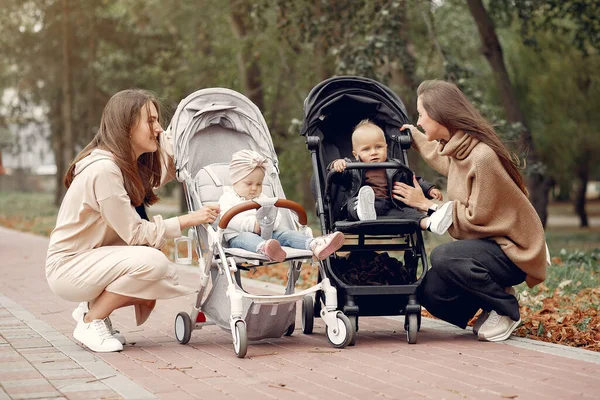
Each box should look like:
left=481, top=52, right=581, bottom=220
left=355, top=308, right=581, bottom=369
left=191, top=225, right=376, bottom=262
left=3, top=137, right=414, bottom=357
left=224, top=247, right=313, bottom=261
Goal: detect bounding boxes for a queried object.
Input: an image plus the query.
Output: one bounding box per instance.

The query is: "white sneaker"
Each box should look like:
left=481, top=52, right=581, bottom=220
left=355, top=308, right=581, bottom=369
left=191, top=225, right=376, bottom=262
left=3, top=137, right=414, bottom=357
left=427, top=202, right=453, bottom=235
left=356, top=186, right=376, bottom=221
left=102, top=317, right=126, bottom=345
left=472, top=310, right=490, bottom=336
left=73, top=316, right=123, bottom=352
left=477, top=310, right=521, bottom=342
left=473, top=288, right=517, bottom=335
left=72, top=302, right=126, bottom=345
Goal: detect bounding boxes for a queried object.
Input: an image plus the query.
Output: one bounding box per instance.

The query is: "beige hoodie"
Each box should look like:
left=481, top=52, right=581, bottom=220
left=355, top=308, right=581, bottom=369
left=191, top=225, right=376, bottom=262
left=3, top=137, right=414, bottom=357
left=46, top=135, right=181, bottom=270
left=412, top=130, right=547, bottom=288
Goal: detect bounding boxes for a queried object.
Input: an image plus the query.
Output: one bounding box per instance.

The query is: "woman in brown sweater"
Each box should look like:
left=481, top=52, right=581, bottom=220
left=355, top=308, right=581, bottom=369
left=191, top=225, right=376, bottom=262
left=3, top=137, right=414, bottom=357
left=46, top=89, right=219, bottom=353
left=393, top=80, right=548, bottom=342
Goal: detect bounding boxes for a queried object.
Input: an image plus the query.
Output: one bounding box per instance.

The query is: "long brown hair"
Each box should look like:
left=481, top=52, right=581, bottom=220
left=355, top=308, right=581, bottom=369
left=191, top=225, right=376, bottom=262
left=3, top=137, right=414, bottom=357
left=417, top=80, right=528, bottom=195
left=64, top=89, right=162, bottom=206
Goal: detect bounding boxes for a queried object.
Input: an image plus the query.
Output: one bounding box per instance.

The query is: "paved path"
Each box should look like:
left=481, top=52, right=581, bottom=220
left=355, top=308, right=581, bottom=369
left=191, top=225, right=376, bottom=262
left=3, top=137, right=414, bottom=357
left=1, top=226, right=599, bottom=400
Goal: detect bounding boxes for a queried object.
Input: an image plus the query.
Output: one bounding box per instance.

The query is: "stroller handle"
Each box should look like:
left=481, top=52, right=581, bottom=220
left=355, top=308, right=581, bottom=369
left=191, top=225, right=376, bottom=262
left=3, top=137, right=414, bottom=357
left=325, top=161, right=412, bottom=194
left=218, top=199, right=308, bottom=229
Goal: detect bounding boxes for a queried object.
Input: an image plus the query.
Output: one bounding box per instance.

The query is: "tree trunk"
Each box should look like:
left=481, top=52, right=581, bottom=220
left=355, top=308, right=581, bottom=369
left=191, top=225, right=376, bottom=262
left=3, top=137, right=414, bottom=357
left=229, top=0, right=264, bottom=111
left=387, top=0, right=433, bottom=175
left=53, top=117, right=65, bottom=207
left=59, top=0, right=74, bottom=204
left=574, top=150, right=590, bottom=227
left=466, top=0, right=550, bottom=227
left=314, top=0, right=335, bottom=81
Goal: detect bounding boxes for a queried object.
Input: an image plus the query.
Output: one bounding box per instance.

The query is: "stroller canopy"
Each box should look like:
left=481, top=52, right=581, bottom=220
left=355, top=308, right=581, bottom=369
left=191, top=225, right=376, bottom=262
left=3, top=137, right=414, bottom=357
left=300, top=76, right=412, bottom=177
left=168, top=88, right=279, bottom=182
left=300, top=75, right=409, bottom=140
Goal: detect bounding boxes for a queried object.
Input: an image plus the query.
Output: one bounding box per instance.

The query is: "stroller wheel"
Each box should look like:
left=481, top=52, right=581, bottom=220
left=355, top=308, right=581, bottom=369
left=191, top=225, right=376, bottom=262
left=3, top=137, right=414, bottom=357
left=175, top=312, right=192, bottom=344
left=326, top=313, right=354, bottom=348
left=347, top=316, right=358, bottom=346
left=285, top=322, right=295, bottom=336
left=233, top=320, right=248, bottom=358
left=406, top=314, right=418, bottom=344
left=302, top=296, right=314, bottom=334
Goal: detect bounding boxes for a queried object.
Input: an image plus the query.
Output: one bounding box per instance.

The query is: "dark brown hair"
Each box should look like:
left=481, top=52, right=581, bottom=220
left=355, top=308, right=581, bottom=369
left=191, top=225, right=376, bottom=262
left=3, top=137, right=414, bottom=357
left=417, top=80, right=527, bottom=195
left=64, top=89, right=163, bottom=206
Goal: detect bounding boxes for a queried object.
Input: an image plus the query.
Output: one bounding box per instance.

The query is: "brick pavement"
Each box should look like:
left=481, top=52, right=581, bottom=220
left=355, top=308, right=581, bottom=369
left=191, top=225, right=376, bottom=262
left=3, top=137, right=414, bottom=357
left=1, top=226, right=599, bottom=399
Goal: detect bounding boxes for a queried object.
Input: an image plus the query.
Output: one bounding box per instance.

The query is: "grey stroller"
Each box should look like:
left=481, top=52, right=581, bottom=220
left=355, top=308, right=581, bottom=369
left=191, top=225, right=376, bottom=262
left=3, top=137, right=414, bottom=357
left=168, top=88, right=355, bottom=358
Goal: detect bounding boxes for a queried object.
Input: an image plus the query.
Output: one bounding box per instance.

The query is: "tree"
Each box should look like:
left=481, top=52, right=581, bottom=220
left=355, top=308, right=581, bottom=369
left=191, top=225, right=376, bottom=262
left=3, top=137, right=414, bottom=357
left=466, top=0, right=552, bottom=226
left=484, top=0, right=600, bottom=226
left=506, top=29, right=600, bottom=227
left=229, top=0, right=264, bottom=111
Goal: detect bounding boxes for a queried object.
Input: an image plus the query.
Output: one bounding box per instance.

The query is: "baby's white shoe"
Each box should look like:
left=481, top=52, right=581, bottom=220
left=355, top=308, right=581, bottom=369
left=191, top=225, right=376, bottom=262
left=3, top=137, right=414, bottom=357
left=356, top=186, right=376, bottom=221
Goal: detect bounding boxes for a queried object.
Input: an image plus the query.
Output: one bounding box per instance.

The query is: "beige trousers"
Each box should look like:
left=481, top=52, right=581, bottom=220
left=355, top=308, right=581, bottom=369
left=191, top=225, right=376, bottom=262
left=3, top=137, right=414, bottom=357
left=47, top=245, right=195, bottom=325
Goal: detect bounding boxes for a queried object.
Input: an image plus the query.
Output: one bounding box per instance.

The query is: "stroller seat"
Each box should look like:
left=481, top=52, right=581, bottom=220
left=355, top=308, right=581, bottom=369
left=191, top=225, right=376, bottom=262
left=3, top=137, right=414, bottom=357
left=334, top=218, right=419, bottom=235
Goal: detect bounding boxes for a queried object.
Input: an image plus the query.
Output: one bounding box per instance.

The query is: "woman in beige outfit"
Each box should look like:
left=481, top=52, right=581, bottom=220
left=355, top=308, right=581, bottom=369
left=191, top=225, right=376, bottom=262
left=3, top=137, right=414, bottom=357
left=46, top=89, right=219, bottom=353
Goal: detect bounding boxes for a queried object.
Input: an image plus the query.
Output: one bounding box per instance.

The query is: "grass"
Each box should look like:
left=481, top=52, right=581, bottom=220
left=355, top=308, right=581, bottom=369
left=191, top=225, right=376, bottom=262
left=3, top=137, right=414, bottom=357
left=0, top=191, right=58, bottom=236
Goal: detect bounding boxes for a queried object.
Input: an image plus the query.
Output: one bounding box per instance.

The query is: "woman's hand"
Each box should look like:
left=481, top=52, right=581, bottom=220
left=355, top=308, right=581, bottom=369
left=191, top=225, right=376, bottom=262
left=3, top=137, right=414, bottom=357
left=392, top=175, right=431, bottom=211
left=178, top=204, right=220, bottom=229
left=429, top=188, right=443, bottom=201
left=401, top=124, right=420, bottom=137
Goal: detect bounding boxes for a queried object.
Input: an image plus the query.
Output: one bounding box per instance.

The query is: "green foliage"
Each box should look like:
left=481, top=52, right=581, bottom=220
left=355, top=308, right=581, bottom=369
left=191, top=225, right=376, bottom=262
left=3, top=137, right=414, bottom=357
left=575, top=315, right=592, bottom=331
left=489, top=0, right=600, bottom=54
left=1, top=0, right=598, bottom=207
left=505, top=25, right=600, bottom=186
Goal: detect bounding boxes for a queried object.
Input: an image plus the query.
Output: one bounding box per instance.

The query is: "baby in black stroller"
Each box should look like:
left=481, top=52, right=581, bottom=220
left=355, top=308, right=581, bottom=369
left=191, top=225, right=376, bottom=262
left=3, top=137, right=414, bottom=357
left=329, top=119, right=453, bottom=234
left=301, top=76, right=446, bottom=345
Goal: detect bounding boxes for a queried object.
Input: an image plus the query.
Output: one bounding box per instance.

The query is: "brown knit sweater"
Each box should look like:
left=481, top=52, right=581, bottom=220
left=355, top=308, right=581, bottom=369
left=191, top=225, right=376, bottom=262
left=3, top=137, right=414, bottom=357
left=412, top=130, right=547, bottom=287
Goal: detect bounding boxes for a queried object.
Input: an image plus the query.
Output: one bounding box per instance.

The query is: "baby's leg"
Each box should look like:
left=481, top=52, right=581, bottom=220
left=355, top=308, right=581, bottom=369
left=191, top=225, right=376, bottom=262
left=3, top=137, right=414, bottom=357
left=229, top=232, right=265, bottom=252
left=272, top=230, right=313, bottom=250
left=232, top=232, right=286, bottom=262
left=347, top=196, right=361, bottom=221
left=384, top=204, right=425, bottom=225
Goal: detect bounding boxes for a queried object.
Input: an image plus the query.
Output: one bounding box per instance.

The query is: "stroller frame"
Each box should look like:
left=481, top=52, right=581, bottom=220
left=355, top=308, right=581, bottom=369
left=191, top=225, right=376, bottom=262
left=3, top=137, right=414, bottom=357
left=169, top=88, right=356, bottom=358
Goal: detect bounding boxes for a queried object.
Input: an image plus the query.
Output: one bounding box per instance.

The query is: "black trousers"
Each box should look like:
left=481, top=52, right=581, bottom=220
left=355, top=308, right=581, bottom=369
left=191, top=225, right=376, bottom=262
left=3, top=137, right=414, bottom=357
left=418, top=239, right=526, bottom=329
left=347, top=197, right=424, bottom=222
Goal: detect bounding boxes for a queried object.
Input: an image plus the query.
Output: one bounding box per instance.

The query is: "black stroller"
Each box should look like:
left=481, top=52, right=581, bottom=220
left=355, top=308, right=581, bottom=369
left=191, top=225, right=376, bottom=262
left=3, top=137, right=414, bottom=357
left=300, top=76, right=429, bottom=345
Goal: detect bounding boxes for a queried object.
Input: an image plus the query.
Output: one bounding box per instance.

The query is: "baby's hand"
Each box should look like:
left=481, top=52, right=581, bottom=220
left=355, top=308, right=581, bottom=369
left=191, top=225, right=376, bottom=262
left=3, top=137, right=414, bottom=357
left=429, top=188, right=443, bottom=201
left=332, top=159, right=347, bottom=172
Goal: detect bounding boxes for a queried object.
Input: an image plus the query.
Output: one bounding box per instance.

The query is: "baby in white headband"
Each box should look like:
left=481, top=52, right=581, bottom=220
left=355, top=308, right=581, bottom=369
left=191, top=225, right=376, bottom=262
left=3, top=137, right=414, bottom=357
left=219, top=149, right=345, bottom=262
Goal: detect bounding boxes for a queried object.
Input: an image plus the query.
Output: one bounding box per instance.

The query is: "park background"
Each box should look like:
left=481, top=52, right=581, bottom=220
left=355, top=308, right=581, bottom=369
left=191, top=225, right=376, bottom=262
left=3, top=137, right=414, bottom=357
left=0, top=0, right=598, bottom=350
